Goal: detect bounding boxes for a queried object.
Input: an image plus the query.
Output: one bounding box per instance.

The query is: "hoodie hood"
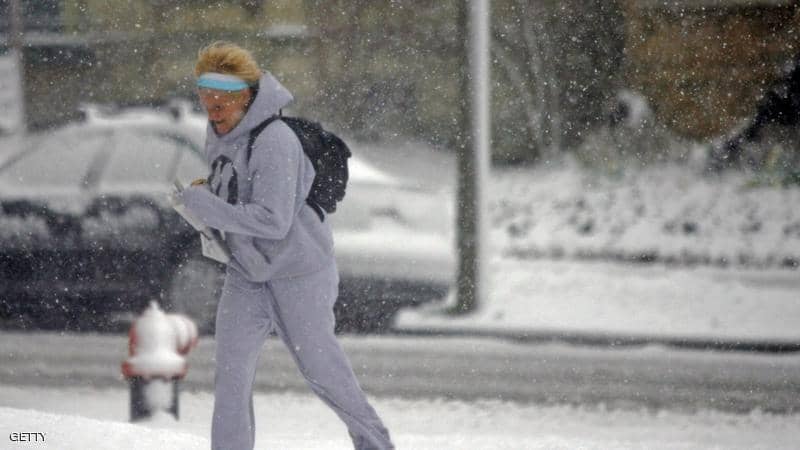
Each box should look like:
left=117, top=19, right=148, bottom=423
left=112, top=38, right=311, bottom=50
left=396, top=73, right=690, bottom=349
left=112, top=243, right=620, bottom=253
left=206, top=71, right=294, bottom=147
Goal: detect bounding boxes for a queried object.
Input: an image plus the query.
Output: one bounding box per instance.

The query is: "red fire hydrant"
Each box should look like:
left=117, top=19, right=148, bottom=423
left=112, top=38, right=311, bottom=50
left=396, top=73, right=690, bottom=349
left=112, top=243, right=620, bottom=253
left=121, top=301, right=198, bottom=422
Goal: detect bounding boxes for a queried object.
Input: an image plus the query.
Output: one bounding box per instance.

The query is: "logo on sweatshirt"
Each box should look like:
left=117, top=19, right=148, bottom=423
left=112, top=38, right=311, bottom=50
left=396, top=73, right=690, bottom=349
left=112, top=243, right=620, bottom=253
left=208, top=155, right=238, bottom=205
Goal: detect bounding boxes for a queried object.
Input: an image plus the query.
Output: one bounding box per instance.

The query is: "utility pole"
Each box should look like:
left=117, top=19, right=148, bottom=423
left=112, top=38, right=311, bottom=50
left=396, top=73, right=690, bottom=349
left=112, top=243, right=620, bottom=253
left=9, top=0, right=23, bottom=47
left=6, top=0, right=26, bottom=133
left=453, top=0, right=491, bottom=314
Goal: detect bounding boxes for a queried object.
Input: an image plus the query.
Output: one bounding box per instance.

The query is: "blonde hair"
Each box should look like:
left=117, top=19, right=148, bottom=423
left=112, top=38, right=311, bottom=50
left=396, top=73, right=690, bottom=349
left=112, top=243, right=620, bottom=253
left=194, top=41, right=262, bottom=84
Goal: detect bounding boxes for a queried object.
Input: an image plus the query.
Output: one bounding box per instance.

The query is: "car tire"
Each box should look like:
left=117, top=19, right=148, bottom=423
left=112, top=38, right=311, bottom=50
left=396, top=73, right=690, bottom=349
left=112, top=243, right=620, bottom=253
left=166, top=251, right=225, bottom=335
left=333, top=295, right=400, bottom=334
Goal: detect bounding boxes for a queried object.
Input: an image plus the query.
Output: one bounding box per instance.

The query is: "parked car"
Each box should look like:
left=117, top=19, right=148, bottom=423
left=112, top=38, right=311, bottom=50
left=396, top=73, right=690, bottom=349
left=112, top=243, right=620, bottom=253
left=0, top=103, right=454, bottom=333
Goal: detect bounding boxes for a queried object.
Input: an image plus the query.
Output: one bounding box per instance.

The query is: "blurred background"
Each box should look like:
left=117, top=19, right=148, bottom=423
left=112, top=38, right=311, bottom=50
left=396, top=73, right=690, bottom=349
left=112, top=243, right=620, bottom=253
left=1, top=2, right=800, bottom=448
left=1, top=0, right=798, bottom=163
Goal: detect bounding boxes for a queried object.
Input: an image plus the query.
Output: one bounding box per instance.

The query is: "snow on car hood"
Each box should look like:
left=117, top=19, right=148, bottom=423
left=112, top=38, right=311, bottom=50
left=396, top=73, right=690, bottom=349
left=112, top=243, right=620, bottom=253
left=0, top=186, right=165, bottom=250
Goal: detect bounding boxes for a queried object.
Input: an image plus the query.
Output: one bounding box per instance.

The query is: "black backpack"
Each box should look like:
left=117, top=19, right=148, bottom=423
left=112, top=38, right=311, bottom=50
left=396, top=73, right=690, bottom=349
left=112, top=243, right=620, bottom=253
left=246, top=114, right=351, bottom=222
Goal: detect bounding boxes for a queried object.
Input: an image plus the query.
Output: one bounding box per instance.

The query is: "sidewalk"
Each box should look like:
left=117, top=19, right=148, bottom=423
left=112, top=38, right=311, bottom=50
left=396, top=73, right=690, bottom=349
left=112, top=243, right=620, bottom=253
left=394, top=256, right=800, bottom=352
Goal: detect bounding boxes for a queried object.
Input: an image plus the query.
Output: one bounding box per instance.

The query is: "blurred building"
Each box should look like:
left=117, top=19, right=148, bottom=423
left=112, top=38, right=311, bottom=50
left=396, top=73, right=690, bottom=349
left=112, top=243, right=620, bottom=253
left=0, top=0, right=312, bottom=130
left=1, top=0, right=799, bottom=156
left=623, top=0, right=800, bottom=140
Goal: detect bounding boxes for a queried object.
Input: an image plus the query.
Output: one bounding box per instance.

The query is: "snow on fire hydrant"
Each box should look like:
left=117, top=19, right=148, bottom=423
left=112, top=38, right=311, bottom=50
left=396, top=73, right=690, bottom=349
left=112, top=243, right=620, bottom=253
left=121, top=301, right=198, bottom=422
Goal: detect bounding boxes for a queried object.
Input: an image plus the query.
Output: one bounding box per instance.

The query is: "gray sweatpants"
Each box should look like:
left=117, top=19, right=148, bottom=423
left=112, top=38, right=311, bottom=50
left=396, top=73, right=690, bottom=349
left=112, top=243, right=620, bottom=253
left=210, top=263, right=394, bottom=450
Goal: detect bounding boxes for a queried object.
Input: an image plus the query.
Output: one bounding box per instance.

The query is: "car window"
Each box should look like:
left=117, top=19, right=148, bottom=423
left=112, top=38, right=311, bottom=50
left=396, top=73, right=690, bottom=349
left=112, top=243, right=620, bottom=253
left=0, top=129, right=106, bottom=188
left=101, top=130, right=181, bottom=185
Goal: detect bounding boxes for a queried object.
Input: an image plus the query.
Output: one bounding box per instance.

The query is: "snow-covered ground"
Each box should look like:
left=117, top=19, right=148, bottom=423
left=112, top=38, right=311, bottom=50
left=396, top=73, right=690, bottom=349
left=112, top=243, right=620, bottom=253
left=0, top=407, right=206, bottom=450
left=488, top=159, right=800, bottom=268
left=391, top=156, right=800, bottom=344
left=396, top=257, right=800, bottom=343
left=363, top=144, right=800, bottom=269
left=1, top=384, right=798, bottom=450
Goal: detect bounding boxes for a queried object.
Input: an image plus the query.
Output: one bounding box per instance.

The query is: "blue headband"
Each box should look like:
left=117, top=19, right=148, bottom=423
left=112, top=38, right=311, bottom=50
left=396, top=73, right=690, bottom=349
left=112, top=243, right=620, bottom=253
left=197, top=73, right=250, bottom=91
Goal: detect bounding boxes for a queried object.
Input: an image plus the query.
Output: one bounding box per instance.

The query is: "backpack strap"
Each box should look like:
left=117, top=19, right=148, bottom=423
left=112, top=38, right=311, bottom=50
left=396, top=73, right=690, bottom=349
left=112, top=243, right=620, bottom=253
left=306, top=199, right=325, bottom=222
left=246, top=114, right=326, bottom=223
left=246, top=115, right=280, bottom=163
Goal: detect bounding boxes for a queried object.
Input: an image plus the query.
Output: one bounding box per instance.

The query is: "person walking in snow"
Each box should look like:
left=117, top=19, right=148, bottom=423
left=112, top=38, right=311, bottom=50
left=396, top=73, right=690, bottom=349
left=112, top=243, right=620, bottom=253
left=178, top=41, right=394, bottom=450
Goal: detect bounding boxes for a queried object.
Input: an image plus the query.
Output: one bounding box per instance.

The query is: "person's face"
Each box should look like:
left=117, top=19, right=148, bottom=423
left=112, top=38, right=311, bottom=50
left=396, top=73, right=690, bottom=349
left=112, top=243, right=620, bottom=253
left=198, top=88, right=252, bottom=135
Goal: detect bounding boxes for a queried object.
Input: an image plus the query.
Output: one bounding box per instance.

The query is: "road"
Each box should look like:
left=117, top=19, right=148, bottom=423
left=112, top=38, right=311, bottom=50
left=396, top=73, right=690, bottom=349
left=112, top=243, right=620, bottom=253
left=1, top=331, right=799, bottom=414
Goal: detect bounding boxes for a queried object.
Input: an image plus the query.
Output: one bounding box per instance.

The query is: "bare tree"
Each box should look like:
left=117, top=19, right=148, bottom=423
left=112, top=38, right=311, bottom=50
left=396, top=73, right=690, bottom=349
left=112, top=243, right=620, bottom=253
left=492, top=0, right=624, bottom=163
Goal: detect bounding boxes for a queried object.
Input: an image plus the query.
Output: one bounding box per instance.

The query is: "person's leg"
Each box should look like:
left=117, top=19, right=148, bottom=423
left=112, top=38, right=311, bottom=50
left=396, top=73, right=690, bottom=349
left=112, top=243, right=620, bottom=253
left=267, top=264, right=394, bottom=450
left=211, top=272, right=273, bottom=450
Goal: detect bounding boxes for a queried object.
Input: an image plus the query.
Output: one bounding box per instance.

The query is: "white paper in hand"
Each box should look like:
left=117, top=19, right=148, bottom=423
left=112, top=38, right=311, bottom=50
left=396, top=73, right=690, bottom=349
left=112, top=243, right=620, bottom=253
left=171, top=180, right=231, bottom=264
left=200, top=233, right=231, bottom=264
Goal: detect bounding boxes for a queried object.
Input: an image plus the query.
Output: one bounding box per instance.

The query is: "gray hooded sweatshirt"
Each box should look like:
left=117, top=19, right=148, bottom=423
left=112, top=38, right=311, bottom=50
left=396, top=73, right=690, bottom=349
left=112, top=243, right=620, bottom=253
left=182, top=73, right=335, bottom=282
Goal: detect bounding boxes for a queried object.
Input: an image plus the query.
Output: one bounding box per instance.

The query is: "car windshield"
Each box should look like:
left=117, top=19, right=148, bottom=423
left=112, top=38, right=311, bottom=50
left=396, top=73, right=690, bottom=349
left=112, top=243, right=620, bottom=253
left=98, top=129, right=208, bottom=188
left=0, top=128, right=107, bottom=188
left=174, top=144, right=209, bottom=183
left=100, top=129, right=182, bottom=185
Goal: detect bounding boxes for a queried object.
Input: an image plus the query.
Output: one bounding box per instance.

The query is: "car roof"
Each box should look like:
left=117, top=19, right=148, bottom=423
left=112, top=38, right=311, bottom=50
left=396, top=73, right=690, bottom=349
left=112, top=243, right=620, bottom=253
left=5, top=104, right=416, bottom=190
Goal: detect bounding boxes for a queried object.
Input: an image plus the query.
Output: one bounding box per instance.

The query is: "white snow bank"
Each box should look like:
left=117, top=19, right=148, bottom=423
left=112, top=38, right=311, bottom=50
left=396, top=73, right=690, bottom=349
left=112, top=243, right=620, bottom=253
left=1, top=385, right=798, bottom=450
left=0, top=406, right=207, bottom=450
left=397, top=257, right=800, bottom=342
left=491, top=159, right=800, bottom=268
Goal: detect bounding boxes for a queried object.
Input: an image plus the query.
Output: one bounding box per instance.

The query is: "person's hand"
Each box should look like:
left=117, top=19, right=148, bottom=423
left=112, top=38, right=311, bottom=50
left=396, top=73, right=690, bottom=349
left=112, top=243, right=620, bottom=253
left=191, top=178, right=207, bottom=186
